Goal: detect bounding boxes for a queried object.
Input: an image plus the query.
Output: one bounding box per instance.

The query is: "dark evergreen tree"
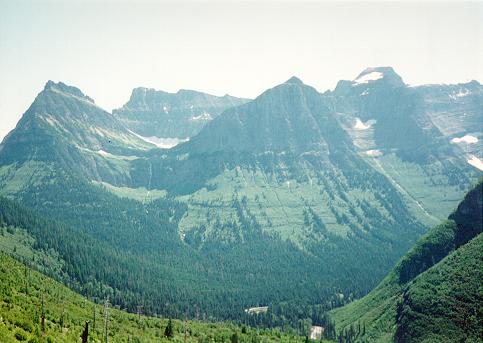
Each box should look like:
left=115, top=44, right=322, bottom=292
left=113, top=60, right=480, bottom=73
left=164, top=319, right=174, bottom=338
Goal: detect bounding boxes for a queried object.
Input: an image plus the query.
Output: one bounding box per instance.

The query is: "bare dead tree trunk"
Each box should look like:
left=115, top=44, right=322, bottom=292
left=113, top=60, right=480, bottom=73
left=93, top=305, right=96, bottom=331
left=41, top=293, right=45, bottom=334
left=103, top=298, right=109, bottom=343
left=81, top=320, right=89, bottom=343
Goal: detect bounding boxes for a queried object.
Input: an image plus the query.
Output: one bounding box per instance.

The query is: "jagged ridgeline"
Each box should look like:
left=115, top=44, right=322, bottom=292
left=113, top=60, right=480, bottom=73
left=113, top=87, right=250, bottom=139
left=330, top=180, right=482, bottom=343
left=0, top=68, right=481, bottom=324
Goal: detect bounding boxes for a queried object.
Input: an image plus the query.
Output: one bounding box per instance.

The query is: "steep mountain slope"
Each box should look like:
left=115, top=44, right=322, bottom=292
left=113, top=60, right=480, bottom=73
left=414, top=80, right=482, bottom=159
left=184, top=77, right=346, bottom=154
left=395, top=234, right=482, bottom=343
left=0, top=253, right=310, bottom=343
left=0, top=81, right=154, bottom=190
left=126, top=77, right=431, bottom=299
left=324, top=67, right=482, bottom=220
left=330, top=180, right=482, bottom=342
left=113, top=87, right=249, bottom=140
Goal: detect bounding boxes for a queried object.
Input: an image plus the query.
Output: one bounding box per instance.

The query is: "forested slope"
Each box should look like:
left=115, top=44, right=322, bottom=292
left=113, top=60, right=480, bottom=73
left=330, top=180, right=482, bottom=342
left=0, top=253, right=316, bottom=343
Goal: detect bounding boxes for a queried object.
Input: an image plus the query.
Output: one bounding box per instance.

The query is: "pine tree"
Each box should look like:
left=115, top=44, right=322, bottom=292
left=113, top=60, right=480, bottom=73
left=164, top=318, right=174, bottom=338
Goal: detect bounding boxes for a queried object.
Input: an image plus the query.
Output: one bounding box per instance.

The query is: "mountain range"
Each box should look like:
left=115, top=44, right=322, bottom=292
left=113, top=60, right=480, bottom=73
left=113, top=87, right=249, bottom=140
left=0, top=67, right=481, bottom=327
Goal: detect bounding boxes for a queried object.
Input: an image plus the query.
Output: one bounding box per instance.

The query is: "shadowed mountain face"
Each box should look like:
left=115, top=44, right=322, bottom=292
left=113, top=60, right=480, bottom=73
left=113, top=87, right=250, bottom=139
left=182, top=77, right=350, bottom=155
left=0, top=69, right=481, bottom=322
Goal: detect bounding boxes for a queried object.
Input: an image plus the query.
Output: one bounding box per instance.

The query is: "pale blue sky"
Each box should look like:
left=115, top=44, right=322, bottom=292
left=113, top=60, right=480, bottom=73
left=1, top=0, right=482, bottom=141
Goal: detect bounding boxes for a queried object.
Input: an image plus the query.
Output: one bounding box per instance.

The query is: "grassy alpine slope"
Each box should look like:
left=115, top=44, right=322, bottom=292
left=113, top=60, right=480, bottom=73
left=330, top=179, right=482, bottom=342
left=0, top=252, right=319, bottom=343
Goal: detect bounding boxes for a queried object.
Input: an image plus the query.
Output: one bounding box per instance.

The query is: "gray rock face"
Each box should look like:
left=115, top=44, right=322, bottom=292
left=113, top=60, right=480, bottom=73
left=185, top=77, right=349, bottom=154
left=412, top=81, right=483, bottom=157
left=328, top=68, right=483, bottom=164
left=113, top=87, right=250, bottom=139
left=0, top=81, right=153, bottom=185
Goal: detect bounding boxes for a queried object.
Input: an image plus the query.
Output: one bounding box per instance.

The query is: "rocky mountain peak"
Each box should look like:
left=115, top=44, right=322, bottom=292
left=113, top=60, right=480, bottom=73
left=43, top=80, right=95, bottom=103
left=284, top=76, right=304, bottom=85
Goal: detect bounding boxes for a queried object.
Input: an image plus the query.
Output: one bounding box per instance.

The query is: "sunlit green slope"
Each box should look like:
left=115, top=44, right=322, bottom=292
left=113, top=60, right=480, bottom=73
left=0, top=253, right=316, bottom=343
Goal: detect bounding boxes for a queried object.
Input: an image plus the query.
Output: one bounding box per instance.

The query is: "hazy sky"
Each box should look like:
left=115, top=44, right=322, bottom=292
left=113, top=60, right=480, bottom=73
left=1, top=0, right=482, bottom=141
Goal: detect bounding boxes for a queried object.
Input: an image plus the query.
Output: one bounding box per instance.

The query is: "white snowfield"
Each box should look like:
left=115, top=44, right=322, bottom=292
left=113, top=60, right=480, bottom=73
left=451, top=135, right=478, bottom=144
left=191, top=112, right=213, bottom=121
left=127, top=129, right=189, bottom=149
left=352, top=71, right=383, bottom=85
left=354, top=118, right=376, bottom=130
left=449, top=89, right=471, bottom=100
left=97, top=149, right=109, bottom=157
left=143, top=136, right=189, bottom=149
left=467, top=155, right=483, bottom=171
left=365, top=149, right=383, bottom=157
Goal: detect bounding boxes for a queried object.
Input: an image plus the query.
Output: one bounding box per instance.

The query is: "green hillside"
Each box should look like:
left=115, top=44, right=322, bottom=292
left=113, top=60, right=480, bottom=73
left=0, top=252, right=319, bottom=343
left=395, top=233, right=482, bottom=343
left=330, top=180, right=482, bottom=342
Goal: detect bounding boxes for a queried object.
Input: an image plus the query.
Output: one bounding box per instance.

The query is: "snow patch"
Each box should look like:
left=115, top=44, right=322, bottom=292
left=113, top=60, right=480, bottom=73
left=365, top=149, right=383, bottom=157
left=451, top=135, right=478, bottom=144
left=127, top=129, right=189, bottom=149
left=354, top=118, right=376, bottom=130
left=143, top=136, right=188, bottom=149
left=129, top=130, right=189, bottom=149
left=455, top=89, right=470, bottom=97
left=449, top=89, right=471, bottom=100
left=97, top=149, right=109, bottom=156
left=467, top=155, right=483, bottom=171
left=352, top=72, right=383, bottom=85
left=191, top=112, right=212, bottom=121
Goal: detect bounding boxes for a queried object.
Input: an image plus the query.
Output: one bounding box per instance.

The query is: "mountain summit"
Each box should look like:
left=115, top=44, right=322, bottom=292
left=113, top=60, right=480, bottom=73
left=43, top=80, right=96, bottom=103
left=284, top=76, right=304, bottom=85
left=0, top=80, right=152, bottom=186
left=113, top=87, right=250, bottom=138
left=184, top=76, right=346, bottom=154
